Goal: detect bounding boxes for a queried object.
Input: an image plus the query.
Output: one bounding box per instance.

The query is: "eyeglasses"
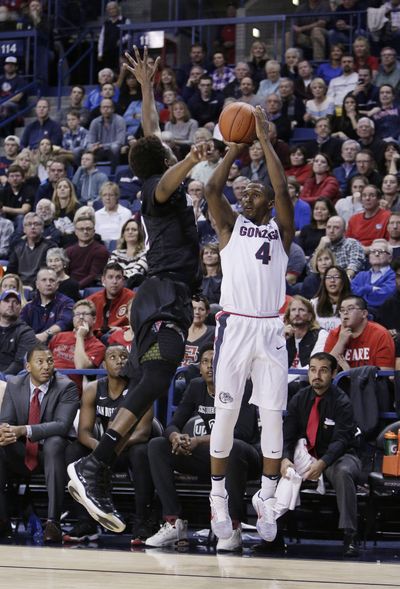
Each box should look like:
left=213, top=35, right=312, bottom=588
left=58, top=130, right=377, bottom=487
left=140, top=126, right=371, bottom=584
left=339, top=306, right=362, bottom=315
left=325, top=274, right=341, bottom=281
left=73, top=312, right=94, bottom=318
left=369, top=249, right=389, bottom=256
left=24, top=222, right=41, bottom=227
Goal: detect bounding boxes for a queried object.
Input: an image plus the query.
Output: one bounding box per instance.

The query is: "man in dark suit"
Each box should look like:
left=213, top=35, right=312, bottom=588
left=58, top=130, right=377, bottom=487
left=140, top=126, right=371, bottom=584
left=0, top=343, right=79, bottom=542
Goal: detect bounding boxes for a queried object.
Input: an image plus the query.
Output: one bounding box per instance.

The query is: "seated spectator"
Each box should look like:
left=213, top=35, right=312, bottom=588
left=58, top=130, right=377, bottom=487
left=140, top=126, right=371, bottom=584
left=6, top=212, right=56, bottom=288
left=94, top=182, right=131, bottom=244
left=331, top=93, right=360, bottom=141
left=316, top=43, right=344, bottom=84
left=52, top=178, right=81, bottom=241
left=327, top=54, right=358, bottom=108
left=291, top=245, right=335, bottom=299
left=113, top=165, right=142, bottom=205
left=335, top=174, right=366, bottom=225
left=286, top=241, right=307, bottom=287
left=87, top=82, right=122, bottom=126
left=352, top=35, right=378, bottom=73
left=223, top=61, right=251, bottom=99
left=20, top=98, right=63, bottom=150
left=181, top=64, right=206, bottom=103
left=0, top=56, right=26, bottom=137
left=164, top=100, right=199, bottom=156
left=146, top=344, right=261, bottom=550
left=369, top=84, right=400, bottom=140
left=380, top=141, right=400, bottom=177
left=279, top=77, right=306, bottom=127
left=351, top=66, right=379, bottom=113
left=0, top=273, right=27, bottom=307
left=279, top=352, right=362, bottom=558
left=319, top=215, right=365, bottom=278
left=49, top=299, right=106, bottom=394
left=35, top=198, right=62, bottom=244
left=304, top=78, right=335, bottom=126
left=246, top=40, right=268, bottom=88
left=0, top=164, right=35, bottom=223
left=0, top=206, right=14, bottom=258
left=56, top=85, right=90, bottom=129
left=255, top=60, right=282, bottom=101
left=61, top=109, right=89, bottom=165
left=297, top=197, right=337, bottom=257
left=65, top=215, right=109, bottom=289
left=311, top=265, right=352, bottom=332
left=187, top=75, right=224, bottom=130
left=306, top=117, right=343, bottom=168
left=0, top=289, right=37, bottom=375
left=387, top=211, right=400, bottom=259
left=0, top=344, right=79, bottom=543
left=154, top=66, right=180, bottom=102
left=72, top=151, right=108, bottom=205
left=182, top=295, right=215, bottom=366
left=63, top=343, right=155, bottom=545
left=35, top=137, right=57, bottom=182
left=281, top=47, right=302, bottom=80
left=187, top=179, right=206, bottom=221
left=116, top=68, right=142, bottom=112
left=300, top=154, right=340, bottom=205
left=346, top=184, right=391, bottom=251
left=350, top=239, right=396, bottom=313
left=84, top=68, right=117, bottom=111
left=87, top=97, right=126, bottom=173
left=380, top=174, right=400, bottom=212
left=14, top=148, right=40, bottom=192
left=34, top=158, right=67, bottom=208
left=293, top=60, right=314, bottom=101
left=286, top=177, right=311, bottom=235
left=241, top=140, right=268, bottom=184
left=236, top=76, right=261, bottom=108
left=211, top=51, right=235, bottom=92
left=324, top=295, right=395, bottom=370
left=375, top=46, right=400, bottom=93
left=264, top=93, right=292, bottom=143
left=200, top=242, right=222, bottom=306
left=46, top=247, right=81, bottom=302
left=109, top=217, right=147, bottom=289
left=355, top=118, right=385, bottom=163
left=230, top=175, right=250, bottom=214
left=189, top=138, right=225, bottom=185
left=333, top=139, right=360, bottom=194
left=285, top=146, right=312, bottom=186
left=286, top=0, right=329, bottom=61
left=20, top=267, right=74, bottom=342
left=0, top=135, right=19, bottom=179
left=221, top=161, right=241, bottom=205
left=177, top=41, right=211, bottom=87
left=284, top=296, right=328, bottom=392
left=374, top=258, right=400, bottom=357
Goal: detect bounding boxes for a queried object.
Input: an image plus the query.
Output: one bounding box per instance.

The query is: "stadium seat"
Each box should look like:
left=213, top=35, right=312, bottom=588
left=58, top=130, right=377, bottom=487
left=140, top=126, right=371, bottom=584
left=290, top=128, right=316, bottom=144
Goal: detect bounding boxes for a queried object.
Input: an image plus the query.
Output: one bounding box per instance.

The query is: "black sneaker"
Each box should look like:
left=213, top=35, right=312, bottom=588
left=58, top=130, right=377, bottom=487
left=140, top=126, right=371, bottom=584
left=131, top=515, right=159, bottom=546
left=67, top=455, right=126, bottom=533
left=343, top=532, right=359, bottom=558
left=63, top=521, right=100, bottom=543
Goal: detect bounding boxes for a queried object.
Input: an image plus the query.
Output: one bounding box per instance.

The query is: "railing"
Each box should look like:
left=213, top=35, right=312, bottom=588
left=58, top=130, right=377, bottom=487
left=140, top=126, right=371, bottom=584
left=0, top=80, right=41, bottom=131
left=0, top=29, right=38, bottom=78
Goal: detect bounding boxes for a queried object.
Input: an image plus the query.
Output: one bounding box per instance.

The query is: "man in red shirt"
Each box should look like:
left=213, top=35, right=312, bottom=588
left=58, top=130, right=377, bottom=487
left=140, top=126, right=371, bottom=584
left=324, top=295, right=395, bottom=369
left=346, top=184, right=390, bottom=252
left=49, top=299, right=105, bottom=393
left=87, top=262, right=134, bottom=339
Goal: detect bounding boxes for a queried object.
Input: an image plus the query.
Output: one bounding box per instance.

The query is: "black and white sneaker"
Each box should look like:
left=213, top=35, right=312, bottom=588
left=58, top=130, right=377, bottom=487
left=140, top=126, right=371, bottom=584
left=67, top=455, right=126, bottom=533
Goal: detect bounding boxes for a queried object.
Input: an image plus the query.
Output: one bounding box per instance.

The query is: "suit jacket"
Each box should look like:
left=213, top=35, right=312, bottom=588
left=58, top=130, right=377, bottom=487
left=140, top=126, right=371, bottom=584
left=0, top=371, right=79, bottom=442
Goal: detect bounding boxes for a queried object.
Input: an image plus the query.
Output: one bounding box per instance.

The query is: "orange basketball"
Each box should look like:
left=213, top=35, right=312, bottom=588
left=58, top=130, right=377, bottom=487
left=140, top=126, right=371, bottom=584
left=218, top=102, right=256, bottom=144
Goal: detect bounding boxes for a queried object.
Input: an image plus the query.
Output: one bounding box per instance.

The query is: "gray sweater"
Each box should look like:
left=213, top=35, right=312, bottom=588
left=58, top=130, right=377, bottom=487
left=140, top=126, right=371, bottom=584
left=72, top=167, right=109, bottom=203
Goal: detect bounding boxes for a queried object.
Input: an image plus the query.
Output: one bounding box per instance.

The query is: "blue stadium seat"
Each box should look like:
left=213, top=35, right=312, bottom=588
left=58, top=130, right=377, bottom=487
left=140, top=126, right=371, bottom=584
left=291, top=128, right=316, bottom=144
left=82, top=286, right=103, bottom=297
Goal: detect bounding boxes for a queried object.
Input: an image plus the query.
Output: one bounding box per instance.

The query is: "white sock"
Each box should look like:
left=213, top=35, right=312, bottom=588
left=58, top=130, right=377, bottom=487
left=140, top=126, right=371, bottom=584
left=211, top=476, right=226, bottom=497
left=259, top=474, right=278, bottom=500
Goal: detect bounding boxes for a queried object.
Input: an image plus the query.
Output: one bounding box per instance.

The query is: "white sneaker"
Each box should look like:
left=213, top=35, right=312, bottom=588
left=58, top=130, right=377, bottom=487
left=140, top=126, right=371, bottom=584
left=145, top=519, right=188, bottom=547
left=217, top=526, right=242, bottom=552
left=252, top=492, right=277, bottom=542
left=210, top=493, right=232, bottom=539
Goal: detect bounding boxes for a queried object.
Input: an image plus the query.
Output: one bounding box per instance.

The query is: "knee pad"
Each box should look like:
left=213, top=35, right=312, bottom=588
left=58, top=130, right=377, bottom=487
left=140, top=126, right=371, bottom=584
left=210, top=406, right=241, bottom=459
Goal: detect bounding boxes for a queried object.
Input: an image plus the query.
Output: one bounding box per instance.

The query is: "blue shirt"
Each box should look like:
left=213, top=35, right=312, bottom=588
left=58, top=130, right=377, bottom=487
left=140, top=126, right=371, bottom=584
left=20, top=117, right=63, bottom=150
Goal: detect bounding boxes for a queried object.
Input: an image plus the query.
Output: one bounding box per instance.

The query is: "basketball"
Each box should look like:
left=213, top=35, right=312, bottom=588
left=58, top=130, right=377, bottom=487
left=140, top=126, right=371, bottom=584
left=218, top=102, right=256, bottom=144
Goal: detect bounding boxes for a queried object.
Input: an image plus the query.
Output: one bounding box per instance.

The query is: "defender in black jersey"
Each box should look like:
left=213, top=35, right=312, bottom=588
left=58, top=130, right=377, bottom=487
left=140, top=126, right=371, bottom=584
left=67, top=50, right=207, bottom=532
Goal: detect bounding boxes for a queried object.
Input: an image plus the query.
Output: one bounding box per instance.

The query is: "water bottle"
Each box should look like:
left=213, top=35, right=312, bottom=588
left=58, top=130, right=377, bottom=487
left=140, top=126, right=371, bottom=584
left=26, top=513, right=43, bottom=544
left=384, top=430, right=397, bottom=455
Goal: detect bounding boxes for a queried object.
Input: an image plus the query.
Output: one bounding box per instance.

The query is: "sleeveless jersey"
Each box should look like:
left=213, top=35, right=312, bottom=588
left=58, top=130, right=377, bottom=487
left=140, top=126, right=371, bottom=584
left=219, top=215, right=287, bottom=316
left=95, top=377, right=128, bottom=432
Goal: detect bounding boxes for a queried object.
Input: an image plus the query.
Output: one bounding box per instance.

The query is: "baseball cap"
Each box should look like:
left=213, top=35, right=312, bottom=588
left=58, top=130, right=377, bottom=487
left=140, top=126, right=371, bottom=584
left=4, top=135, right=20, bottom=145
left=0, top=289, right=21, bottom=302
left=4, top=56, right=17, bottom=64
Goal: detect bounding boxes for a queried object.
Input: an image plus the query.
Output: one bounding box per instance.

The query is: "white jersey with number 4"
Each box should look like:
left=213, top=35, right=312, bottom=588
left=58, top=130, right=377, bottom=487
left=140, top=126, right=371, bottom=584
left=219, top=214, right=287, bottom=316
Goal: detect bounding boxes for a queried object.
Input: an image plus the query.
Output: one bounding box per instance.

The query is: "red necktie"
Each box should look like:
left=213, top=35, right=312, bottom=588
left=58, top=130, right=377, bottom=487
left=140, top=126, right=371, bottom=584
left=25, top=388, right=41, bottom=471
left=306, top=395, right=322, bottom=455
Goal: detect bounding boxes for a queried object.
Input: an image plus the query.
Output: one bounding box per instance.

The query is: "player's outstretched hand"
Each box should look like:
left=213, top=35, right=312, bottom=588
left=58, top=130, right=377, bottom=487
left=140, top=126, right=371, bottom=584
left=124, top=45, right=160, bottom=85
left=187, top=142, right=208, bottom=164
left=254, top=105, right=270, bottom=142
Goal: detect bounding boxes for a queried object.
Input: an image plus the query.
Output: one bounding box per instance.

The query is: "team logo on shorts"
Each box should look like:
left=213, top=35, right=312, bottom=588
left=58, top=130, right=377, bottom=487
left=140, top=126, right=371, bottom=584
left=219, top=391, right=233, bottom=404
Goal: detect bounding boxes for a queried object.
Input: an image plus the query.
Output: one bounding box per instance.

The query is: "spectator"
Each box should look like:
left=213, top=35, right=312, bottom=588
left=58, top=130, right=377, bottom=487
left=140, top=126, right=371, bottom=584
left=154, top=66, right=180, bottom=103
left=387, top=211, right=400, bottom=258
left=35, top=137, right=56, bottom=182
left=65, top=215, right=109, bottom=289
left=61, top=109, right=89, bottom=165
left=0, top=205, right=13, bottom=258
left=354, top=149, right=381, bottom=188
left=311, top=266, right=352, bottom=332
left=35, top=198, right=62, bottom=244
left=109, top=218, right=147, bottom=289
left=34, top=158, right=67, bottom=208
left=20, top=267, right=74, bottom=341
left=354, top=117, right=385, bottom=163
left=230, top=175, right=250, bottom=214
left=319, top=215, right=365, bottom=278
left=285, top=146, right=312, bottom=186
left=211, top=51, right=235, bottom=92
left=351, top=66, right=379, bottom=112
left=189, top=138, right=225, bottom=184
left=0, top=289, right=37, bottom=375
left=0, top=273, right=27, bottom=307
left=72, top=151, right=108, bottom=205
left=304, top=78, right=335, bottom=125
left=241, top=140, right=268, bottom=184
left=14, top=148, right=40, bottom=192
left=352, top=36, right=378, bottom=73
left=0, top=344, right=79, bottom=543
left=287, top=0, right=330, bottom=61
left=316, top=43, right=344, bottom=84
left=255, top=60, right=281, bottom=101
left=380, top=173, right=400, bottom=212
left=49, top=299, right=106, bottom=394
left=0, top=163, right=35, bottom=222
left=374, top=258, right=400, bottom=351
left=0, top=135, right=19, bottom=178
left=116, top=69, right=142, bottom=113
left=187, top=179, right=205, bottom=221
left=293, top=60, right=314, bottom=101
left=97, top=1, right=130, bottom=72
left=87, top=82, right=122, bottom=126
left=6, top=212, right=55, bottom=287
left=164, top=100, right=199, bottom=155
left=306, top=117, right=343, bottom=167
left=292, top=245, right=335, bottom=298
left=247, top=40, right=268, bottom=87
left=328, top=0, right=365, bottom=46
left=264, top=93, right=292, bottom=143
left=187, top=75, right=224, bottom=129
left=376, top=6, right=400, bottom=55
left=300, top=154, right=340, bottom=205
left=178, top=42, right=210, bottom=87
left=87, top=98, right=126, bottom=172
left=281, top=47, right=302, bottom=80
left=375, top=46, right=400, bottom=93
left=331, top=93, right=360, bottom=141
left=333, top=139, right=360, bottom=194
left=200, top=242, right=222, bottom=306
left=346, top=184, right=390, bottom=250
left=52, top=178, right=81, bottom=241
left=0, top=55, right=26, bottom=136
left=237, top=76, right=261, bottom=108
left=84, top=68, right=118, bottom=112
left=223, top=61, right=251, bottom=99
left=350, top=239, right=396, bottom=313
left=46, top=247, right=81, bottom=302
left=286, top=242, right=307, bottom=287
left=20, top=98, right=62, bottom=150
left=279, top=78, right=306, bottom=126
left=285, top=177, right=311, bottom=234
left=381, top=141, right=400, bottom=177
left=327, top=55, right=358, bottom=108
left=57, top=85, right=90, bottom=129
left=369, top=84, right=400, bottom=140
left=181, top=65, right=206, bottom=103
left=182, top=295, right=215, bottom=366
left=297, top=197, right=337, bottom=257
left=324, top=295, right=395, bottom=370
left=94, top=181, right=131, bottom=244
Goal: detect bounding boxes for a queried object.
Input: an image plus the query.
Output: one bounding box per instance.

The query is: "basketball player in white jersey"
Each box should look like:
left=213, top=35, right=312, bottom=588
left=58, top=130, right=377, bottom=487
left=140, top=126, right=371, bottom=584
left=205, top=106, right=294, bottom=543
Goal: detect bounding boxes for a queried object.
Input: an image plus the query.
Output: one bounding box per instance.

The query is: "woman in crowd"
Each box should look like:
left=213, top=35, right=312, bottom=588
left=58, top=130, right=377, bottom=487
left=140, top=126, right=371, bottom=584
left=335, top=174, right=367, bottom=225
left=0, top=273, right=28, bottom=306
left=379, top=141, right=400, bottom=176
left=241, top=140, right=268, bottom=184
left=370, top=84, right=400, bottom=140
left=35, top=138, right=56, bottom=182
left=247, top=40, right=268, bottom=87
left=281, top=47, right=301, bottom=80
left=110, top=217, right=148, bottom=289
left=332, top=93, right=360, bottom=140
left=182, top=295, right=215, bottom=366
left=116, top=71, right=143, bottom=113
left=300, top=154, right=341, bottom=205
left=297, top=197, right=337, bottom=257
left=155, top=66, right=180, bottom=102
left=285, top=145, right=313, bottom=186
left=46, top=247, right=81, bottom=301
left=291, top=246, right=336, bottom=299
left=380, top=174, right=400, bottom=212
left=311, top=265, right=352, bottom=332
left=352, top=36, right=379, bottom=73
left=95, top=182, right=132, bottom=244
left=200, top=242, right=222, bottom=306
left=52, top=178, right=81, bottom=242
left=164, top=100, right=198, bottom=157
left=15, top=148, right=40, bottom=191
left=316, top=43, right=344, bottom=84
left=304, top=78, right=335, bottom=125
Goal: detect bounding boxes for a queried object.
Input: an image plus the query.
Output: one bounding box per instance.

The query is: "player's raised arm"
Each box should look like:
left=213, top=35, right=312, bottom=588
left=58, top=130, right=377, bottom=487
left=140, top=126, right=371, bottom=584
left=124, top=45, right=161, bottom=138
left=254, top=106, right=294, bottom=254
left=204, top=143, right=244, bottom=248
left=155, top=143, right=208, bottom=203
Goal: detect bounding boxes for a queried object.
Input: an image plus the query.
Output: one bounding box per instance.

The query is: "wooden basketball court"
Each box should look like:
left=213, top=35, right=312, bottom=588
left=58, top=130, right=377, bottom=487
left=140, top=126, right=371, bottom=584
left=0, top=544, right=399, bottom=588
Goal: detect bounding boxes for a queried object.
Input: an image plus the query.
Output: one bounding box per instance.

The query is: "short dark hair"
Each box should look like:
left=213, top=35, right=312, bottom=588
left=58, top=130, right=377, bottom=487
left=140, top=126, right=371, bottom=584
left=72, top=85, right=85, bottom=95
left=129, top=135, right=168, bottom=180
left=310, top=352, right=337, bottom=372
left=7, top=164, right=24, bottom=176
left=192, top=293, right=210, bottom=311
left=102, top=261, right=124, bottom=276
left=67, top=109, right=81, bottom=118
left=27, top=343, right=52, bottom=362
left=340, top=294, right=367, bottom=310
left=199, top=343, right=214, bottom=361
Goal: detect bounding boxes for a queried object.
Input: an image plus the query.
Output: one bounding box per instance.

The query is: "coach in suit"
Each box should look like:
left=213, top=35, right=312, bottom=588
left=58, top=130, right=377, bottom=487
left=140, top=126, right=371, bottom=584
left=0, top=343, right=79, bottom=542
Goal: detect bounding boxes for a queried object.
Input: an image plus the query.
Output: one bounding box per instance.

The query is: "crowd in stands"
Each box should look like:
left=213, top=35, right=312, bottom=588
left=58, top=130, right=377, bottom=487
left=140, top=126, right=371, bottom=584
left=1, top=0, right=400, bottom=554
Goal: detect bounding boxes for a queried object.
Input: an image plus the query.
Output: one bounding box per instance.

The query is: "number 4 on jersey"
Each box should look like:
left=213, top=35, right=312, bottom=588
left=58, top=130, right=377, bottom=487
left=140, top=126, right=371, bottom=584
left=255, top=242, right=271, bottom=265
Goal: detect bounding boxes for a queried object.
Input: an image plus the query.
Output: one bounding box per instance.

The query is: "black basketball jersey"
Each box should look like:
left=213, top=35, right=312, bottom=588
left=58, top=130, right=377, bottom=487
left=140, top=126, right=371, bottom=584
left=95, top=377, right=128, bottom=431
